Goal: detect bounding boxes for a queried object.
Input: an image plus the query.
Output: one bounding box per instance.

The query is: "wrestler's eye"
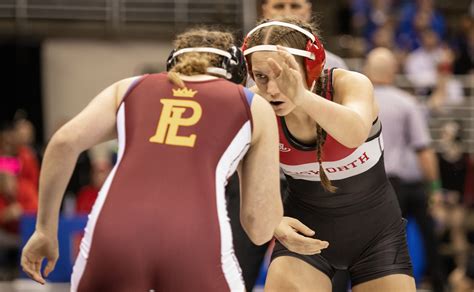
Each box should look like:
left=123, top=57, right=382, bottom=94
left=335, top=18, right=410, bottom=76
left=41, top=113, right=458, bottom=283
left=291, top=3, right=302, bottom=9
left=273, top=3, right=285, bottom=10
left=254, top=73, right=268, bottom=84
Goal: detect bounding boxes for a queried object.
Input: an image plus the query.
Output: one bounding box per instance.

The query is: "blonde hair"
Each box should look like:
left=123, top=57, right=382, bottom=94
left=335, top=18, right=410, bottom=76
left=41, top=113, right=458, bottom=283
left=247, top=17, right=336, bottom=193
left=168, top=28, right=234, bottom=87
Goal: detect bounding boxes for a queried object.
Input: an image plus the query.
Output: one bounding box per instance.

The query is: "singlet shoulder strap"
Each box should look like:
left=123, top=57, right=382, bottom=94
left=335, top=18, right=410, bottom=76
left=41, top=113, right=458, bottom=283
left=366, top=117, right=382, bottom=142
left=326, top=67, right=337, bottom=101
left=314, top=68, right=336, bottom=101
left=242, top=86, right=255, bottom=106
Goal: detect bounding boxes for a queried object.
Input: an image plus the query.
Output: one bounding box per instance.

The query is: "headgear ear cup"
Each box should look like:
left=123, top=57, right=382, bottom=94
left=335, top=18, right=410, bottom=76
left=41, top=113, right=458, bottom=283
left=225, top=46, right=247, bottom=84
left=304, top=36, right=326, bottom=88
left=166, top=46, right=247, bottom=85
left=241, top=37, right=253, bottom=80
left=166, top=49, right=177, bottom=71
left=241, top=21, right=326, bottom=88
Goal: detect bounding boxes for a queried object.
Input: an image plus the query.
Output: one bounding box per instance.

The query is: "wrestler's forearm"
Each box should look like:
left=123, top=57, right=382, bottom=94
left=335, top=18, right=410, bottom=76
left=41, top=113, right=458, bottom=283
left=35, top=132, right=80, bottom=235
left=298, top=90, right=371, bottom=148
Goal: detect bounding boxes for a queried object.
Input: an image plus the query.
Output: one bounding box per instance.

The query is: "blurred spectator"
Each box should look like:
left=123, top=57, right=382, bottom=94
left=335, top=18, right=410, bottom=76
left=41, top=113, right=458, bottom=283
left=75, top=161, right=111, bottom=215
left=261, top=0, right=311, bottom=23
left=405, top=29, right=447, bottom=88
left=350, top=0, right=372, bottom=36
left=365, top=47, right=446, bottom=292
left=371, top=25, right=409, bottom=66
left=0, top=122, right=16, bottom=158
left=66, top=152, right=92, bottom=198
left=13, top=110, right=43, bottom=162
left=13, top=119, right=35, bottom=152
left=336, top=0, right=353, bottom=35
left=436, top=121, right=469, bottom=269
left=0, top=170, right=22, bottom=281
left=0, top=120, right=39, bottom=190
left=0, top=166, right=38, bottom=233
left=16, top=134, right=40, bottom=190
left=449, top=255, right=474, bottom=291
left=371, top=24, right=395, bottom=48
left=362, top=0, right=397, bottom=45
left=464, top=154, right=474, bottom=207
left=0, top=120, right=40, bottom=192
left=438, top=121, right=469, bottom=202
left=397, top=0, right=446, bottom=51
left=451, top=15, right=474, bottom=75
left=260, top=0, right=348, bottom=69
left=0, top=122, right=38, bottom=280
left=405, top=29, right=464, bottom=112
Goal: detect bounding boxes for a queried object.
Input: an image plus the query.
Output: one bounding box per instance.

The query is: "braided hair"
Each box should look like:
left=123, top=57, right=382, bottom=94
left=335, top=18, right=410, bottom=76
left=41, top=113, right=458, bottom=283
left=313, top=70, right=337, bottom=193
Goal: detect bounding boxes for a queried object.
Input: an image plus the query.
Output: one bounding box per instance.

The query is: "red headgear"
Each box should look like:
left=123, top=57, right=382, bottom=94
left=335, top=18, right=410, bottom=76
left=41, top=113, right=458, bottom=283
left=241, top=21, right=326, bottom=88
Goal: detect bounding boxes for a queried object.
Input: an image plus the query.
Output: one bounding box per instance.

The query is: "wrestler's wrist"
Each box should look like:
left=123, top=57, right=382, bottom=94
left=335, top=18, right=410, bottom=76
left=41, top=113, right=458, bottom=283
left=294, top=90, right=313, bottom=107
left=36, top=217, right=59, bottom=236
left=273, top=224, right=286, bottom=241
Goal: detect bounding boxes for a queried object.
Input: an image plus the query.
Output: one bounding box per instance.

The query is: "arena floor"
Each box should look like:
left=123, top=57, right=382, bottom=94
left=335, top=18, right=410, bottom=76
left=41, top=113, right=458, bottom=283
left=0, top=280, right=69, bottom=292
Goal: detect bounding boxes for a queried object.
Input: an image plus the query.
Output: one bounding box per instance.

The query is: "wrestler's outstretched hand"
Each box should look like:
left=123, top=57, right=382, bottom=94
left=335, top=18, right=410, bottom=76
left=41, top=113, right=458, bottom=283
left=267, top=46, right=308, bottom=106
left=274, top=216, right=329, bottom=255
left=21, top=230, right=59, bottom=285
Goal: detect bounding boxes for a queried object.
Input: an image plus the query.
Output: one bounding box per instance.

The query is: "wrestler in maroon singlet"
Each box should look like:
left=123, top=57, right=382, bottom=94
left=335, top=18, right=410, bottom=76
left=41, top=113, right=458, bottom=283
left=72, top=74, right=256, bottom=291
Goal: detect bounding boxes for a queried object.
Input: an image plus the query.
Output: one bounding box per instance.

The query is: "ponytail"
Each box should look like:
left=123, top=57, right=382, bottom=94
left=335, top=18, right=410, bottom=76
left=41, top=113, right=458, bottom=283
left=168, top=52, right=211, bottom=87
left=167, top=71, right=185, bottom=88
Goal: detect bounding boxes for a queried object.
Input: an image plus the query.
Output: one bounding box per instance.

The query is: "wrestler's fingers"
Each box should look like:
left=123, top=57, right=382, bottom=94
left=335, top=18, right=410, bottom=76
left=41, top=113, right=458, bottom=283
left=276, top=46, right=300, bottom=71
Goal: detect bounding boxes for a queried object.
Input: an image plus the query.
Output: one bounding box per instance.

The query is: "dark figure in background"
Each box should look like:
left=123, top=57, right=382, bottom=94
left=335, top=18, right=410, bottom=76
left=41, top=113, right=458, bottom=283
left=0, top=122, right=38, bottom=280
left=436, top=120, right=469, bottom=274
left=75, top=161, right=112, bottom=215
left=451, top=15, right=474, bottom=75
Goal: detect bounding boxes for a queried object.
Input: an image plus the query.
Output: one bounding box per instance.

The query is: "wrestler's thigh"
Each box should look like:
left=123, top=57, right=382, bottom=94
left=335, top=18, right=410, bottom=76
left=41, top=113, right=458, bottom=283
left=352, top=274, right=416, bottom=292
left=265, top=256, right=331, bottom=292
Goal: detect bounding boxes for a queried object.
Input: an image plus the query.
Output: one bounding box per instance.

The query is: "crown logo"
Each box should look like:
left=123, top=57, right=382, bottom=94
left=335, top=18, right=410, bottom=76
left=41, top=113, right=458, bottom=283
left=172, top=87, right=197, bottom=98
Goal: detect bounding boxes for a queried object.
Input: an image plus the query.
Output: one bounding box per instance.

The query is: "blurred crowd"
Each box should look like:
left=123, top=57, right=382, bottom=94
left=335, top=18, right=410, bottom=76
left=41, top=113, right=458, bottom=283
left=338, top=0, right=473, bottom=113
left=0, top=115, right=39, bottom=280
left=0, top=113, right=113, bottom=280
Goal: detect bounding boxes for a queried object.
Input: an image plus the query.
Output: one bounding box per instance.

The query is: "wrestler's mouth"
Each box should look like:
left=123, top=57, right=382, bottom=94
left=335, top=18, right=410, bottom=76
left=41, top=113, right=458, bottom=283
left=270, top=101, right=284, bottom=106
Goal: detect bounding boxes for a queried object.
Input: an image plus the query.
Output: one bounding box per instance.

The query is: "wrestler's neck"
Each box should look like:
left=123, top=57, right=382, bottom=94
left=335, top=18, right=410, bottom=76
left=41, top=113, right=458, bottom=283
left=285, top=108, right=312, bottom=126
left=179, top=74, right=219, bottom=81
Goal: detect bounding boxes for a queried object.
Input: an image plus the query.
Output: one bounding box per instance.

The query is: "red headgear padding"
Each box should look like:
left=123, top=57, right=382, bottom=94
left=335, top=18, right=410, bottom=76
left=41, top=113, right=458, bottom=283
left=242, top=21, right=326, bottom=88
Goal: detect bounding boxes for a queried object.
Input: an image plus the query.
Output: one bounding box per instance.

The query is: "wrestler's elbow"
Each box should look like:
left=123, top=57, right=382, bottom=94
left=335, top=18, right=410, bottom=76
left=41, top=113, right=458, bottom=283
left=343, top=134, right=367, bottom=149
left=340, top=123, right=371, bottom=148
left=242, top=205, right=283, bottom=245
left=244, top=221, right=274, bottom=246
left=49, top=129, right=81, bottom=155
